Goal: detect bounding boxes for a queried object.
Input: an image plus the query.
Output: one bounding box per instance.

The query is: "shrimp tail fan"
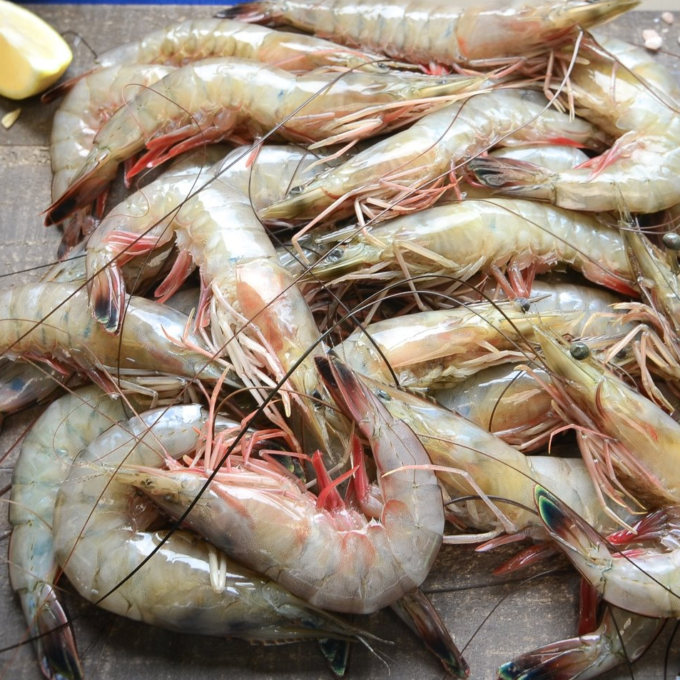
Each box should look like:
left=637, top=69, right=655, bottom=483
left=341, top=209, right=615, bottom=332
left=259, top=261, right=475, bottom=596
left=41, top=69, right=96, bottom=104
left=466, top=157, right=555, bottom=202
left=215, top=2, right=280, bottom=23
left=534, top=486, right=612, bottom=586
left=317, top=638, right=350, bottom=677
left=44, top=151, right=118, bottom=226
left=20, top=584, right=84, bottom=680
left=391, top=589, right=470, bottom=678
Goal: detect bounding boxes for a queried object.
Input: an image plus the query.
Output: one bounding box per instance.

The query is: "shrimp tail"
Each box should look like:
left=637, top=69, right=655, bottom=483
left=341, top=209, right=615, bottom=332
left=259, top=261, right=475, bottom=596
left=465, top=157, right=555, bottom=202
left=391, top=589, right=470, bottom=678
left=317, top=638, right=350, bottom=677
left=215, top=2, right=278, bottom=23
left=20, top=584, right=84, bottom=680
left=44, top=151, right=118, bottom=226
left=41, top=69, right=96, bottom=104
left=534, top=486, right=612, bottom=583
left=89, top=262, right=126, bottom=334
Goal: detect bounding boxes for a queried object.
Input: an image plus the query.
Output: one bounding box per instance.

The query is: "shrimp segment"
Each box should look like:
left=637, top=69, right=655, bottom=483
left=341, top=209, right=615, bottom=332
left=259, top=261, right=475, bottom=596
left=44, top=59, right=477, bottom=225
left=116, top=357, right=445, bottom=614
left=52, top=404, right=372, bottom=645
left=221, top=0, right=638, bottom=68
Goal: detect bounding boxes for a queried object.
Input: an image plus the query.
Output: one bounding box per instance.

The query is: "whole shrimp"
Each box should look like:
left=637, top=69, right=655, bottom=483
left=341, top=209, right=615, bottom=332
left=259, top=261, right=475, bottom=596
left=468, top=34, right=680, bottom=213
left=498, top=604, right=663, bottom=679
left=307, top=198, right=636, bottom=296
left=44, top=60, right=478, bottom=225
left=260, top=89, right=610, bottom=229
left=9, top=386, right=148, bottom=680
left=0, top=282, right=225, bottom=388
left=51, top=403, right=375, bottom=657
left=84, top=144, right=350, bottom=466
left=332, top=300, right=584, bottom=390
left=535, top=486, right=680, bottom=618
left=221, top=0, right=637, bottom=69
left=114, top=356, right=445, bottom=614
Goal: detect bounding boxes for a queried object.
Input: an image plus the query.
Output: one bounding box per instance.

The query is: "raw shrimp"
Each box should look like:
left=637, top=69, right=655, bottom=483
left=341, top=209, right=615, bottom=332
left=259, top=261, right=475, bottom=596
left=535, top=486, right=680, bottom=618
left=260, top=89, right=610, bottom=227
left=308, top=198, right=636, bottom=296
left=490, top=144, right=588, bottom=172
left=9, top=386, right=146, bottom=680
left=84, top=144, right=350, bottom=465
left=498, top=604, right=663, bottom=679
left=332, top=300, right=583, bottom=390
left=0, top=282, right=225, bottom=387
left=92, top=18, right=390, bottom=73
left=536, top=327, right=680, bottom=507
left=115, top=356, right=445, bottom=614
left=221, top=0, right=637, bottom=68
left=44, top=59, right=478, bottom=225
left=51, top=404, right=373, bottom=649
left=352, top=372, right=627, bottom=539
left=468, top=34, right=680, bottom=213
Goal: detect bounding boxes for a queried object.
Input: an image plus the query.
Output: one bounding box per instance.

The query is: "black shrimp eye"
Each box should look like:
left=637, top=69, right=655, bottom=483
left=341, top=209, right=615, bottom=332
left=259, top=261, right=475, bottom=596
left=311, top=389, right=322, bottom=401
left=569, top=341, right=591, bottom=360
left=376, top=389, right=391, bottom=401
left=663, top=232, right=680, bottom=251
left=515, top=297, right=530, bottom=313
left=326, top=247, right=344, bottom=262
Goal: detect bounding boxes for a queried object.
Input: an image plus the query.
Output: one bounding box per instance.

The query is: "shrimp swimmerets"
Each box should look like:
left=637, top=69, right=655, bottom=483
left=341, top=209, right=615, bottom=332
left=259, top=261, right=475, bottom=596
left=260, top=89, right=610, bottom=230
left=221, top=0, right=637, bottom=69
left=114, top=356, right=445, bottom=614
left=51, top=403, right=375, bottom=653
left=9, top=386, right=148, bottom=680
left=468, top=34, right=680, bottom=213
left=44, top=59, right=478, bottom=225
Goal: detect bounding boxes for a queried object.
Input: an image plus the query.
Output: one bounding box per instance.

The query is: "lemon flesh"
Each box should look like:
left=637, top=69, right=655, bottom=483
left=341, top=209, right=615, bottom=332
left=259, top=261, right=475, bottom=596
left=0, top=0, right=72, bottom=99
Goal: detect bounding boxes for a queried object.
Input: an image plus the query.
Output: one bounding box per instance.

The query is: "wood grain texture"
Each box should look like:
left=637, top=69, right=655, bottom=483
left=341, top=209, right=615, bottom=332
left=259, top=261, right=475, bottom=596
left=1, top=7, right=680, bottom=680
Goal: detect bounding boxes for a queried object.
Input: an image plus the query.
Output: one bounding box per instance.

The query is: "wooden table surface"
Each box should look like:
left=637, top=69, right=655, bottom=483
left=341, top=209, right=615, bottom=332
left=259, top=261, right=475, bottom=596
left=1, top=6, right=680, bottom=680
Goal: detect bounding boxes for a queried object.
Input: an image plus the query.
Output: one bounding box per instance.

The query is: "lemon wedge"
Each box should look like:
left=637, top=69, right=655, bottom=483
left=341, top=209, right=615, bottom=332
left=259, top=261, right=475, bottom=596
left=0, top=0, right=72, bottom=100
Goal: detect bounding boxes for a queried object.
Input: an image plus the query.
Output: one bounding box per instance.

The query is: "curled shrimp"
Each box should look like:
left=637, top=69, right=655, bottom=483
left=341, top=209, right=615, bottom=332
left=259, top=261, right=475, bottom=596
left=9, top=386, right=151, bottom=680
left=468, top=34, right=680, bottom=213
left=52, top=403, right=374, bottom=650
left=307, top=198, right=636, bottom=297
left=260, top=89, right=610, bottom=230
left=113, top=356, right=445, bottom=614
left=0, top=282, right=225, bottom=388
left=44, top=60, right=477, bottom=225
left=535, top=486, right=680, bottom=618
left=221, top=0, right=637, bottom=69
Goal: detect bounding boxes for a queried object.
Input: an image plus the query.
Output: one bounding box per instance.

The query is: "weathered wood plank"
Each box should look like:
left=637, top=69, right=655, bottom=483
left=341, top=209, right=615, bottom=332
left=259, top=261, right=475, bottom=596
left=0, top=6, right=679, bottom=680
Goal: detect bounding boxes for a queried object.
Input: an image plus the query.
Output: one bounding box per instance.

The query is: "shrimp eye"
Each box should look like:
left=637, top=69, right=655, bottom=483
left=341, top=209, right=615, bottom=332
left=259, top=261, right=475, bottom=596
left=289, top=185, right=304, bottom=196
left=376, top=389, right=391, bottom=401
left=663, top=232, right=680, bottom=251
left=311, top=389, right=322, bottom=401
left=569, top=341, right=590, bottom=360
left=326, top=247, right=345, bottom=262
left=515, top=297, right=530, bottom=313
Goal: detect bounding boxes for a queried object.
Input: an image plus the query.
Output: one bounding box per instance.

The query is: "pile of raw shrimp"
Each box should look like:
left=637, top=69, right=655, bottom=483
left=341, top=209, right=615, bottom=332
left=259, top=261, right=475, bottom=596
left=4, top=0, right=680, bottom=678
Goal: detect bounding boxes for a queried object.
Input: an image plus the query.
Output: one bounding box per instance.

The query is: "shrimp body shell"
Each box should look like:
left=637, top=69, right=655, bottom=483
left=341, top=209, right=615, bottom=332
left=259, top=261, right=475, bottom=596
left=97, top=17, right=387, bottom=73
left=119, top=359, right=444, bottom=614
left=0, top=283, right=223, bottom=382
left=226, top=0, right=638, bottom=66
